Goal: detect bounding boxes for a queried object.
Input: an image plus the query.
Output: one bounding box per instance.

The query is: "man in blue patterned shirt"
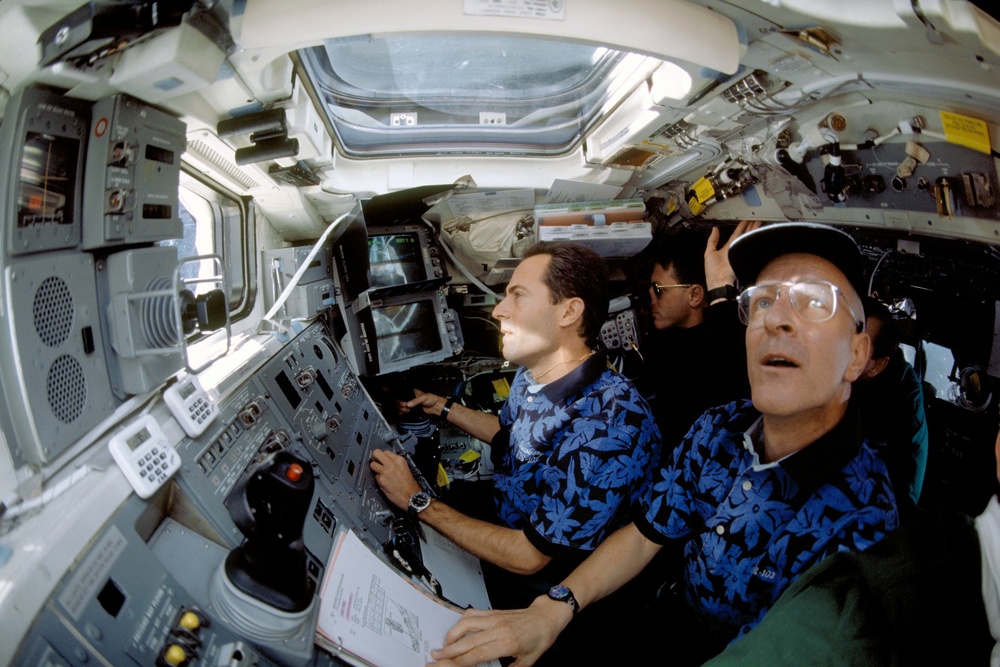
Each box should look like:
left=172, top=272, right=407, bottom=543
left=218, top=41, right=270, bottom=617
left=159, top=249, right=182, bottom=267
left=428, top=222, right=899, bottom=667
left=371, top=241, right=660, bottom=598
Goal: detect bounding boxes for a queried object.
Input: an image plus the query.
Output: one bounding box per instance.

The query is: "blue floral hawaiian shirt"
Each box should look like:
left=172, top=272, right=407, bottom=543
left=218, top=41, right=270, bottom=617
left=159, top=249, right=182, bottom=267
left=492, top=352, right=661, bottom=560
left=636, top=398, right=898, bottom=643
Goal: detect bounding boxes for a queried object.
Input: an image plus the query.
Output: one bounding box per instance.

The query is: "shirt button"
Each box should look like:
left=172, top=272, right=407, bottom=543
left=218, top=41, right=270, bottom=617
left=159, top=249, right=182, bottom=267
left=715, top=525, right=725, bottom=535
left=742, top=480, right=753, bottom=491
left=527, top=397, right=533, bottom=403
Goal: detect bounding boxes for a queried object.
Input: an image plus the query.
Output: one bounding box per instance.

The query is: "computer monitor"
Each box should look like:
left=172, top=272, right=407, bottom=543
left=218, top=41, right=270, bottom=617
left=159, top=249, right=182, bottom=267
left=342, top=289, right=463, bottom=376
left=366, top=223, right=449, bottom=296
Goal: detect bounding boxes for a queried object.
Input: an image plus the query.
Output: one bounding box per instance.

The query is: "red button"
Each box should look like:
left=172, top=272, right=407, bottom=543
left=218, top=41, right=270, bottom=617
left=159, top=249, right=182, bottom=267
left=286, top=463, right=303, bottom=482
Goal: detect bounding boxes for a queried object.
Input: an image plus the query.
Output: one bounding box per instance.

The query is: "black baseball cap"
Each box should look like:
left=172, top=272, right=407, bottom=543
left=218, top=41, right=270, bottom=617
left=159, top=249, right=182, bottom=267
left=728, top=222, right=866, bottom=298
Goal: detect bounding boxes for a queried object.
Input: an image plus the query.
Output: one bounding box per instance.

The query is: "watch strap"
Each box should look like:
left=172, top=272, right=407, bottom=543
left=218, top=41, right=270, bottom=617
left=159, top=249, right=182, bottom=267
left=705, top=284, right=738, bottom=304
left=439, top=396, right=456, bottom=422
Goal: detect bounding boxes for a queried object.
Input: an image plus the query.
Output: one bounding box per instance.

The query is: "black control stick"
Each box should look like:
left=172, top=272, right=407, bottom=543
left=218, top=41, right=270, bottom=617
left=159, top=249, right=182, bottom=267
left=223, top=451, right=315, bottom=612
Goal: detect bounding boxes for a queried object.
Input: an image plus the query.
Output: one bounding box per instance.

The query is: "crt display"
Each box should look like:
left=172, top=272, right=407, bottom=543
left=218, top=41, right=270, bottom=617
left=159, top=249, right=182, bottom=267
left=18, top=132, right=79, bottom=227
left=372, top=299, right=442, bottom=364
left=368, top=232, right=427, bottom=288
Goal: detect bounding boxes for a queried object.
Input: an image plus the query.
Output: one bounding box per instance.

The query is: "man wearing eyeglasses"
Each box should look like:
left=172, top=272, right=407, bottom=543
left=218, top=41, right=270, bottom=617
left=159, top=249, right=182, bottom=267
left=641, top=221, right=754, bottom=446
left=428, top=222, right=898, bottom=667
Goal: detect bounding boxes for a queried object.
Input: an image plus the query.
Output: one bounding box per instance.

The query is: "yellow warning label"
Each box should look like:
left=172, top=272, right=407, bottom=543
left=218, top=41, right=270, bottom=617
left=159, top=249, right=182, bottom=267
left=692, top=176, right=716, bottom=204
left=436, top=463, right=450, bottom=488
left=940, top=111, right=992, bottom=155
left=493, top=377, right=511, bottom=398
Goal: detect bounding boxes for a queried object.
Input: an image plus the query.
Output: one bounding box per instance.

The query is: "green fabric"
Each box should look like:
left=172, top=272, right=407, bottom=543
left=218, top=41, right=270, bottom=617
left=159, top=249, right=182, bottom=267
left=703, top=510, right=992, bottom=666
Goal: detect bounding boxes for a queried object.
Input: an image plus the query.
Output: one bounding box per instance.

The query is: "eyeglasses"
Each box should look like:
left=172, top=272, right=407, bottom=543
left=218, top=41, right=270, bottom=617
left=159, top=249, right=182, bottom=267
left=737, top=280, right=864, bottom=332
left=650, top=281, right=693, bottom=297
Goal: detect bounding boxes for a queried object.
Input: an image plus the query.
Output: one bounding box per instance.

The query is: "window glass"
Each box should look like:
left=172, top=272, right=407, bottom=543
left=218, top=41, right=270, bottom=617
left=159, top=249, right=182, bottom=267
left=299, top=34, right=667, bottom=156
left=160, top=172, right=253, bottom=320
left=920, top=340, right=957, bottom=401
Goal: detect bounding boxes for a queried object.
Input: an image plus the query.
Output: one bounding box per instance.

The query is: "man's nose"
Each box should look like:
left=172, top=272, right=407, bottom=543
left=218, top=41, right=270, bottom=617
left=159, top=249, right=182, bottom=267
left=762, top=288, right=797, bottom=330
left=492, top=297, right=508, bottom=319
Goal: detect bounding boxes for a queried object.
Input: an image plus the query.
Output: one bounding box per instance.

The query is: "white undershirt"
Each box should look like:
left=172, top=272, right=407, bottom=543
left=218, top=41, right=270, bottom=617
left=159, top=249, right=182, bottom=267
left=975, top=495, right=1000, bottom=666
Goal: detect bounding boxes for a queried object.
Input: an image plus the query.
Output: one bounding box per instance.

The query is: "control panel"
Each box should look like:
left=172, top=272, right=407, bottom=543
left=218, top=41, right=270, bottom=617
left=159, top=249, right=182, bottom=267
left=600, top=306, right=641, bottom=350
left=12, top=321, right=433, bottom=666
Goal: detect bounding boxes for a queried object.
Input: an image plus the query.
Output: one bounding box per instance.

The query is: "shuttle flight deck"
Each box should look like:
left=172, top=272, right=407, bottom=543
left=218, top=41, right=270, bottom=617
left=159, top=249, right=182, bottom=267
left=1, top=1, right=1000, bottom=665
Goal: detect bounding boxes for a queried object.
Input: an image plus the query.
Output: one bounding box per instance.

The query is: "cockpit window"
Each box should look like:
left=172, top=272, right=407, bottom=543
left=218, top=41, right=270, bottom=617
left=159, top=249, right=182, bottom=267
left=160, top=172, right=254, bottom=323
left=299, top=34, right=666, bottom=156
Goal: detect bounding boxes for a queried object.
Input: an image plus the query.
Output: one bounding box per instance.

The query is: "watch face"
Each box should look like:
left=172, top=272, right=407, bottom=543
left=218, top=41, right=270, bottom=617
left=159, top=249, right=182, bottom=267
left=410, top=492, right=431, bottom=512
left=548, top=585, right=571, bottom=601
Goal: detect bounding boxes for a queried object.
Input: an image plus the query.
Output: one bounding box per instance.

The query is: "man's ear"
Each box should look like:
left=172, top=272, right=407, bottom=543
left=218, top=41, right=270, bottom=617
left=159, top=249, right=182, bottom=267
left=844, top=330, right=872, bottom=383
left=559, top=296, right=586, bottom=331
left=864, top=355, right=891, bottom=379
left=688, top=284, right=705, bottom=308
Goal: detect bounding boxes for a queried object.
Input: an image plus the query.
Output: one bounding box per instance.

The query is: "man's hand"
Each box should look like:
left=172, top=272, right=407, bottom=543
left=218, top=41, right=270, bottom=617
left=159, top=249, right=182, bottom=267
left=705, top=219, right=762, bottom=290
left=398, top=388, right=446, bottom=418
left=370, top=449, right=423, bottom=510
left=427, top=596, right=572, bottom=667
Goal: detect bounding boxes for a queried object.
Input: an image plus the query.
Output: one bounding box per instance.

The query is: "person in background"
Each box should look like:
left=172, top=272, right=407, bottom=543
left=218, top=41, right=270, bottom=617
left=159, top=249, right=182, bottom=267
left=638, top=220, right=756, bottom=447
left=427, top=222, right=898, bottom=667
left=856, top=295, right=929, bottom=522
left=370, top=241, right=661, bottom=663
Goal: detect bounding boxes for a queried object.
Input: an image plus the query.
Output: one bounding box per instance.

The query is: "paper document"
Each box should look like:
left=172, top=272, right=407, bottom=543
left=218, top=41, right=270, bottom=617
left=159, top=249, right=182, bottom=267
left=316, top=529, right=499, bottom=667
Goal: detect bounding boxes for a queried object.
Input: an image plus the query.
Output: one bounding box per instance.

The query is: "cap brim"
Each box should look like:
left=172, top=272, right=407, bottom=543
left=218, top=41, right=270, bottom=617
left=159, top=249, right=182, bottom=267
left=729, top=222, right=866, bottom=298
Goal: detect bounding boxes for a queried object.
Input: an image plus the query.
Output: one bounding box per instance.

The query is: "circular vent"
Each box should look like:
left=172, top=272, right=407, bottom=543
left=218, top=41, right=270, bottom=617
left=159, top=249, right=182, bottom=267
left=48, top=354, right=87, bottom=423
left=34, top=277, right=74, bottom=347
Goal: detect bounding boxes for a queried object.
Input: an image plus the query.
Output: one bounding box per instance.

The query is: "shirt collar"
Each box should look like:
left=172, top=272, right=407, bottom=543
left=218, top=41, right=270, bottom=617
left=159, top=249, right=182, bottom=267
left=535, top=350, right=607, bottom=404
left=744, top=401, right=865, bottom=494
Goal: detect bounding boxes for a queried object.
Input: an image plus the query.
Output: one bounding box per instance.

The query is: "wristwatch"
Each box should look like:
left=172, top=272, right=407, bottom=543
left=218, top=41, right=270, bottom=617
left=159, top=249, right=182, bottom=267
left=705, top=284, right=738, bottom=304
left=546, top=584, right=579, bottom=615
left=408, top=491, right=432, bottom=519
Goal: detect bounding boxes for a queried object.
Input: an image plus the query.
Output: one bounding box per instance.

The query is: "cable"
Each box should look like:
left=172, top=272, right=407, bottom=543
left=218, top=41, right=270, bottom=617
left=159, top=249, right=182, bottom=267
left=438, top=236, right=502, bottom=300
left=1, top=465, right=92, bottom=522
left=259, top=208, right=355, bottom=333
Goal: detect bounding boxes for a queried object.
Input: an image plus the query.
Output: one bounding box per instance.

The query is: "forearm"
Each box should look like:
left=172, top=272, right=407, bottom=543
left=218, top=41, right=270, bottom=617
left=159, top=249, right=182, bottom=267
left=443, top=402, right=501, bottom=443
left=420, top=499, right=551, bottom=575
left=561, top=522, right=661, bottom=611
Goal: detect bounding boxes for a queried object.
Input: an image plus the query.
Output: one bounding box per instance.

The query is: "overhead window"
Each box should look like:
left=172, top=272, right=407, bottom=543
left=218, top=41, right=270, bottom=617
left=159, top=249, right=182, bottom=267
left=299, top=34, right=668, bottom=157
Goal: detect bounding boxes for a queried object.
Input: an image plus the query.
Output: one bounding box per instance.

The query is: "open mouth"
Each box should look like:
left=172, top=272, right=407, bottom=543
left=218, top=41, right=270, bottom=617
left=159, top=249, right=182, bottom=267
left=762, top=356, right=798, bottom=368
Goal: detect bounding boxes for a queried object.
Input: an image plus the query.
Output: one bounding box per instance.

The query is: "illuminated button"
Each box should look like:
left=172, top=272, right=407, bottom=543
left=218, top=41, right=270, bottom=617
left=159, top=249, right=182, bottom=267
left=715, top=525, right=725, bottom=535
left=286, top=463, right=304, bottom=482
left=178, top=611, right=201, bottom=631
left=163, top=644, right=187, bottom=666
left=742, top=480, right=753, bottom=491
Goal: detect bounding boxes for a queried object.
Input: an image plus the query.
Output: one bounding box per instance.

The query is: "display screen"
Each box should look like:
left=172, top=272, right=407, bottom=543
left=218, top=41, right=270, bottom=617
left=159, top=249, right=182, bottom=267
left=368, top=232, right=427, bottom=288
left=18, top=132, right=79, bottom=227
left=126, top=427, right=151, bottom=451
left=372, top=299, right=442, bottom=364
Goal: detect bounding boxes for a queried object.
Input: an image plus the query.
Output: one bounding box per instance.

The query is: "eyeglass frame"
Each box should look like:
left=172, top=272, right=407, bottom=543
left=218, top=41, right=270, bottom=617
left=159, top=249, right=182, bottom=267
left=650, top=281, right=693, bottom=298
left=737, top=280, right=865, bottom=333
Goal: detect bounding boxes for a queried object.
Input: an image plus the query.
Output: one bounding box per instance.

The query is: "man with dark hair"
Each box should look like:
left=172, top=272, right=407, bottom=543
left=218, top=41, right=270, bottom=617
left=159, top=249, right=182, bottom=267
left=857, top=295, right=929, bottom=521
left=640, top=222, right=753, bottom=446
left=371, top=241, right=660, bottom=606
left=428, top=222, right=898, bottom=667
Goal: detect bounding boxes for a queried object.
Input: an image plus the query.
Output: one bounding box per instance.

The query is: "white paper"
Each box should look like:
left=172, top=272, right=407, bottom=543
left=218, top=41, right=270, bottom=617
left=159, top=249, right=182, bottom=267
left=317, top=530, right=499, bottom=667
left=447, top=189, right=536, bottom=218
left=543, top=179, right=622, bottom=204
left=421, top=525, right=493, bottom=610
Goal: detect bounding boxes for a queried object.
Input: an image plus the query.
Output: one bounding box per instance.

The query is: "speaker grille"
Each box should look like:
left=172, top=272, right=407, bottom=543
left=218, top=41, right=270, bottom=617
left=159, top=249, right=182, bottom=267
left=34, top=276, right=74, bottom=347
left=48, top=354, right=87, bottom=423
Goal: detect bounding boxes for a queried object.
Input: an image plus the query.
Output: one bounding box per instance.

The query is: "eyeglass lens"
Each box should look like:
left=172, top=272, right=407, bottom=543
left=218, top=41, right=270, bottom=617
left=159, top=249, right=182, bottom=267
left=738, top=281, right=838, bottom=325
